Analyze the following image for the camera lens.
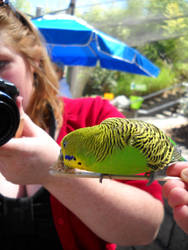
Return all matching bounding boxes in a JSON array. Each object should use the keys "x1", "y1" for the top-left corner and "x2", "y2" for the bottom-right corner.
[{"x1": 0, "y1": 91, "x2": 20, "y2": 146}]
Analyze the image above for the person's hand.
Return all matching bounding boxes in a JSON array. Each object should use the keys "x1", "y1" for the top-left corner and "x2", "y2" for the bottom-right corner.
[
  {"x1": 0, "y1": 97, "x2": 60, "y2": 185},
  {"x1": 163, "y1": 162, "x2": 188, "y2": 234}
]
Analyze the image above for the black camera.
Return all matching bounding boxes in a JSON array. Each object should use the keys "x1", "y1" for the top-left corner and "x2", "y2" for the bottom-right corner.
[{"x1": 0, "y1": 78, "x2": 20, "y2": 146}]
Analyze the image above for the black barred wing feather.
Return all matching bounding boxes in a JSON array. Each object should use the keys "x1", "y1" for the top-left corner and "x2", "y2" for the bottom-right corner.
[{"x1": 100, "y1": 118, "x2": 183, "y2": 170}]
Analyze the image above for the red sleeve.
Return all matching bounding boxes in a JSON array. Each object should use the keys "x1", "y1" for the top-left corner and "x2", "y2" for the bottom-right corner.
[
  {"x1": 65, "y1": 96, "x2": 124, "y2": 125},
  {"x1": 57, "y1": 96, "x2": 125, "y2": 143}
]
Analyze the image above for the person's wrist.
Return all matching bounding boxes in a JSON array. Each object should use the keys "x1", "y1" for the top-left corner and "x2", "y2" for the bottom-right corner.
[{"x1": 39, "y1": 143, "x2": 61, "y2": 186}]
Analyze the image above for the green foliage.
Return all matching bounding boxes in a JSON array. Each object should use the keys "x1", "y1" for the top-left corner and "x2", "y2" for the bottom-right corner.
[
  {"x1": 111, "y1": 73, "x2": 136, "y2": 97},
  {"x1": 83, "y1": 61, "x2": 176, "y2": 97},
  {"x1": 173, "y1": 62, "x2": 188, "y2": 82},
  {"x1": 140, "y1": 38, "x2": 183, "y2": 64},
  {"x1": 141, "y1": 66, "x2": 176, "y2": 93},
  {"x1": 81, "y1": 0, "x2": 188, "y2": 97},
  {"x1": 111, "y1": 62, "x2": 176, "y2": 97},
  {"x1": 83, "y1": 66, "x2": 117, "y2": 96}
]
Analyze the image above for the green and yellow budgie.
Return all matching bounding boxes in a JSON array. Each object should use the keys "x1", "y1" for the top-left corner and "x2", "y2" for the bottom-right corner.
[{"x1": 53, "y1": 117, "x2": 184, "y2": 181}]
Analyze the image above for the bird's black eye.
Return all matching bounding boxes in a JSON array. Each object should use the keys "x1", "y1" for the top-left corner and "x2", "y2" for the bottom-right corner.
[{"x1": 63, "y1": 140, "x2": 67, "y2": 148}]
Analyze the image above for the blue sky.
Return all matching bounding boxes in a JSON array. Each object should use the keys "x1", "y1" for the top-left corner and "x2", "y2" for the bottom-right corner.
[
  {"x1": 27, "y1": 0, "x2": 123, "y2": 15},
  {"x1": 28, "y1": 0, "x2": 69, "y2": 14}
]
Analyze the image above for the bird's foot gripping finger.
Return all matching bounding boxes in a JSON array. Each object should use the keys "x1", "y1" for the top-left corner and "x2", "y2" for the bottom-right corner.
[
  {"x1": 144, "y1": 171, "x2": 156, "y2": 186},
  {"x1": 50, "y1": 151, "x2": 76, "y2": 175},
  {"x1": 59, "y1": 163, "x2": 76, "y2": 173}
]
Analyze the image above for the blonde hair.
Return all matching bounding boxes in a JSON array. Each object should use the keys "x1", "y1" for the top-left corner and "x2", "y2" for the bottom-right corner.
[{"x1": 0, "y1": 6, "x2": 63, "y2": 131}]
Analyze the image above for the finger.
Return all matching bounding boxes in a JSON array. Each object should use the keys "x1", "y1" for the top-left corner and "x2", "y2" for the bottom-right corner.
[
  {"x1": 166, "y1": 162, "x2": 188, "y2": 176},
  {"x1": 21, "y1": 113, "x2": 38, "y2": 137},
  {"x1": 181, "y1": 168, "x2": 188, "y2": 183},
  {"x1": 16, "y1": 96, "x2": 24, "y2": 116},
  {"x1": 15, "y1": 96, "x2": 24, "y2": 138},
  {"x1": 15, "y1": 96, "x2": 37, "y2": 137},
  {"x1": 163, "y1": 180, "x2": 185, "y2": 198},
  {"x1": 15, "y1": 105, "x2": 44, "y2": 138},
  {"x1": 174, "y1": 205, "x2": 188, "y2": 234},
  {"x1": 168, "y1": 187, "x2": 188, "y2": 208}
]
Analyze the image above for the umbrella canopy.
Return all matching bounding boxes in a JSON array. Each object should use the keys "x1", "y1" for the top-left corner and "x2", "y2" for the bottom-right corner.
[{"x1": 32, "y1": 14, "x2": 160, "y2": 77}]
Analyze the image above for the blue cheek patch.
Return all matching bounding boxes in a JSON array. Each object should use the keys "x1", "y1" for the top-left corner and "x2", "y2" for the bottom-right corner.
[{"x1": 65, "y1": 155, "x2": 76, "y2": 161}]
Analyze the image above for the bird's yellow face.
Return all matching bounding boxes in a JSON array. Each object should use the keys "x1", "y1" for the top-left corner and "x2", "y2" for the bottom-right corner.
[
  {"x1": 60, "y1": 131, "x2": 88, "y2": 171},
  {"x1": 56, "y1": 125, "x2": 103, "y2": 173}
]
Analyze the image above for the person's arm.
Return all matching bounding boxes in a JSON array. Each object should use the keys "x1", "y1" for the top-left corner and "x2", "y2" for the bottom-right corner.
[
  {"x1": 46, "y1": 175, "x2": 163, "y2": 246},
  {"x1": 0, "y1": 106, "x2": 164, "y2": 246},
  {"x1": 163, "y1": 162, "x2": 188, "y2": 234}
]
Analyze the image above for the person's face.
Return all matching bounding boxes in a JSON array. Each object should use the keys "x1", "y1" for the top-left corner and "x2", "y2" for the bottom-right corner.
[{"x1": 0, "y1": 39, "x2": 34, "y2": 111}]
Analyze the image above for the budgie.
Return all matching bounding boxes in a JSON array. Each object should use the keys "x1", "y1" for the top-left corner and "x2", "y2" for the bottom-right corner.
[{"x1": 54, "y1": 117, "x2": 184, "y2": 181}]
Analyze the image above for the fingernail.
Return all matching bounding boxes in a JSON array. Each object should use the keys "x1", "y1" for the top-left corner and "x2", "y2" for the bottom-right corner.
[{"x1": 181, "y1": 168, "x2": 188, "y2": 182}]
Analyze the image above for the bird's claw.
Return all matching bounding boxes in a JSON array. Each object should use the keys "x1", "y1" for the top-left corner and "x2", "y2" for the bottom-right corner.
[
  {"x1": 144, "y1": 171, "x2": 156, "y2": 186},
  {"x1": 99, "y1": 174, "x2": 112, "y2": 183}
]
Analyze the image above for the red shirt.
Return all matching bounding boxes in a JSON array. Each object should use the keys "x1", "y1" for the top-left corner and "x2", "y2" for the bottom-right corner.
[{"x1": 50, "y1": 96, "x2": 162, "y2": 250}]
